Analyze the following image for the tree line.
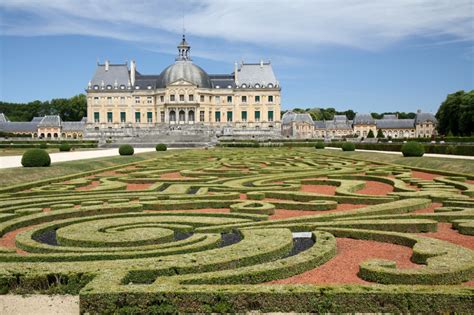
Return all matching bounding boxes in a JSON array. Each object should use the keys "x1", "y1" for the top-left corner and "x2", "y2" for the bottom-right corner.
[{"x1": 0, "y1": 94, "x2": 86, "y2": 122}]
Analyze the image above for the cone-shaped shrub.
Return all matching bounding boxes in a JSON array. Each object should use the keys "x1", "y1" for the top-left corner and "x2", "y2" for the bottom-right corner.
[{"x1": 21, "y1": 149, "x2": 51, "y2": 167}]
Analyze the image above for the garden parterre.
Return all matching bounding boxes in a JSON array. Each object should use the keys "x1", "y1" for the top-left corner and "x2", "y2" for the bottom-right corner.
[{"x1": 0, "y1": 148, "x2": 472, "y2": 313}]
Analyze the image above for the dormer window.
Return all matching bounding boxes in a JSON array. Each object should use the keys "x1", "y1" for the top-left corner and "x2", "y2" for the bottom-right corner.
[
  {"x1": 135, "y1": 86, "x2": 140, "y2": 89},
  {"x1": 106, "y1": 85, "x2": 112, "y2": 90},
  {"x1": 268, "y1": 83, "x2": 273, "y2": 88},
  {"x1": 120, "y1": 85, "x2": 125, "y2": 89},
  {"x1": 241, "y1": 84, "x2": 247, "y2": 88},
  {"x1": 254, "y1": 83, "x2": 260, "y2": 88},
  {"x1": 227, "y1": 85, "x2": 232, "y2": 89},
  {"x1": 147, "y1": 86, "x2": 152, "y2": 90},
  {"x1": 215, "y1": 85, "x2": 220, "y2": 89},
  {"x1": 93, "y1": 85, "x2": 99, "y2": 90}
]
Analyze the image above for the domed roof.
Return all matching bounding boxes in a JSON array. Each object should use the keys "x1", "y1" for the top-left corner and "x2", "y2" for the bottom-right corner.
[{"x1": 159, "y1": 60, "x2": 211, "y2": 88}]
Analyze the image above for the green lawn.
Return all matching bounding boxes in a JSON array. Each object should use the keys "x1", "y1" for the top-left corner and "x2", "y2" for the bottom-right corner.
[
  {"x1": 0, "y1": 151, "x2": 175, "y2": 188},
  {"x1": 319, "y1": 148, "x2": 474, "y2": 175}
]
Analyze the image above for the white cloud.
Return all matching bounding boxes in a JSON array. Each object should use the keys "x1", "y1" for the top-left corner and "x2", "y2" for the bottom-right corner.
[{"x1": 1, "y1": 0, "x2": 472, "y2": 60}]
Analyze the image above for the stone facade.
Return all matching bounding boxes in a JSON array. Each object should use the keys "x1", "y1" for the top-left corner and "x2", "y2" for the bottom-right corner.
[
  {"x1": 86, "y1": 36, "x2": 281, "y2": 139},
  {"x1": 282, "y1": 111, "x2": 437, "y2": 139}
]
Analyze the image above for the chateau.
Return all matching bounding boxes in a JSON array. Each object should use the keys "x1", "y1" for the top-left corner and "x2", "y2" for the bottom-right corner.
[
  {"x1": 282, "y1": 110, "x2": 437, "y2": 139},
  {"x1": 85, "y1": 35, "x2": 281, "y2": 139}
]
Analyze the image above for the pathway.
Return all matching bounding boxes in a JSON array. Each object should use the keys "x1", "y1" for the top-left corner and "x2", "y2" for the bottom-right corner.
[{"x1": 325, "y1": 147, "x2": 474, "y2": 160}]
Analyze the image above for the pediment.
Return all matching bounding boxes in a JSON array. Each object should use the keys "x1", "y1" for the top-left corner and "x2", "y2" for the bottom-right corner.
[{"x1": 167, "y1": 79, "x2": 196, "y2": 87}]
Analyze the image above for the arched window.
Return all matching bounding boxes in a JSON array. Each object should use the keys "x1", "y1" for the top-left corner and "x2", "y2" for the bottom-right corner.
[
  {"x1": 254, "y1": 83, "x2": 260, "y2": 88},
  {"x1": 106, "y1": 85, "x2": 112, "y2": 90},
  {"x1": 179, "y1": 110, "x2": 185, "y2": 122},
  {"x1": 169, "y1": 110, "x2": 176, "y2": 122},
  {"x1": 241, "y1": 84, "x2": 247, "y2": 88},
  {"x1": 188, "y1": 110, "x2": 195, "y2": 122},
  {"x1": 93, "y1": 85, "x2": 99, "y2": 90},
  {"x1": 47, "y1": 133, "x2": 52, "y2": 138},
  {"x1": 53, "y1": 133, "x2": 58, "y2": 138}
]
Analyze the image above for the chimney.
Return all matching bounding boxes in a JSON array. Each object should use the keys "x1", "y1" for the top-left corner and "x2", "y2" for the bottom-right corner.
[
  {"x1": 105, "y1": 59, "x2": 109, "y2": 71},
  {"x1": 260, "y1": 59, "x2": 263, "y2": 68},
  {"x1": 130, "y1": 60, "x2": 136, "y2": 86},
  {"x1": 234, "y1": 61, "x2": 239, "y2": 85},
  {"x1": 417, "y1": 109, "x2": 421, "y2": 114}
]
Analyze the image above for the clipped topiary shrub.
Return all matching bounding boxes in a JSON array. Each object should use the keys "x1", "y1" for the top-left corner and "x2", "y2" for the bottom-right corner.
[
  {"x1": 156, "y1": 143, "x2": 167, "y2": 151},
  {"x1": 59, "y1": 143, "x2": 71, "y2": 152},
  {"x1": 119, "y1": 144, "x2": 134, "y2": 156},
  {"x1": 315, "y1": 141, "x2": 325, "y2": 149},
  {"x1": 39, "y1": 143, "x2": 47, "y2": 149},
  {"x1": 21, "y1": 149, "x2": 51, "y2": 167},
  {"x1": 342, "y1": 142, "x2": 356, "y2": 151},
  {"x1": 401, "y1": 142, "x2": 424, "y2": 157}
]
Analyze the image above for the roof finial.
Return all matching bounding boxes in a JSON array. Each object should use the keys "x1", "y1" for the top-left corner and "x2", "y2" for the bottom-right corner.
[{"x1": 176, "y1": 34, "x2": 191, "y2": 61}]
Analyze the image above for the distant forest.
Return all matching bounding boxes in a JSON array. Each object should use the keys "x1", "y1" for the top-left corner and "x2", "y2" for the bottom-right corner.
[
  {"x1": 1, "y1": 90, "x2": 472, "y2": 136},
  {"x1": 0, "y1": 94, "x2": 86, "y2": 122}
]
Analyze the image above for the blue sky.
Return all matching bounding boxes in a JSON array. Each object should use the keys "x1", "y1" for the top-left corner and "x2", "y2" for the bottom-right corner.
[{"x1": 0, "y1": 0, "x2": 473, "y2": 113}]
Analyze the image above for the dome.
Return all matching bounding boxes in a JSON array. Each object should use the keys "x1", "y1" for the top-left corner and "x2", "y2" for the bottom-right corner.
[{"x1": 159, "y1": 60, "x2": 212, "y2": 88}]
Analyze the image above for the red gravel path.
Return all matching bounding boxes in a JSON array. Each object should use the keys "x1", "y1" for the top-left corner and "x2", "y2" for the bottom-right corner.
[
  {"x1": 160, "y1": 172, "x2": 192, "y2": 179},
  {"x1": 268, "y1": 238, "x2": 421, "y2": 285},
  {"x1": 412, "y1": 171, "x2": 440, "y2": 180},
  {"x1": 300, "y1": 184, "x2": 336, "y2": 195},
  {"x1": 418, "y1": 223, "x2": 474, "y2": 250},
  {"x1": 269, "y1": 204, "x2": 368, "y2": 220},
  {"x1": 355, "y1": 181, "x2": 393, "y2": 195},
  {"x1": 239, "y1": 194, "x2": 247, "y2": 200},
  {"x1": 126, "y1": 183, "x2": 153, "y2": 191},
  {"x1": 144, "y1": 208, "x2": 230, "y2": 214},
  {"x1": 76, "y1": 180, "x2": 100, "y2": 191},
  {"x1": 0, "y1": 225, "x2": 37, "y2": 255}
]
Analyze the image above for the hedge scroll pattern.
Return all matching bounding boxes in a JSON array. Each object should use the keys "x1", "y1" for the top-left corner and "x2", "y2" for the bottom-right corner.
[{"x1": 0, "y1": 148, "x2": 472, "y2": 313}]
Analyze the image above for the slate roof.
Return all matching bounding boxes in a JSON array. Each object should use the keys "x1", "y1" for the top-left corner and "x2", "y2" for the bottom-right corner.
[
  {"x1": 314, "y1": 120, "x2": 326, "y2": 129},
  {"x1": 89, "y1": 63, "x2": 130, "y2": 89},
  {"x1": 236, "y1": 62, "x2": 278, "y2": 88},
  {"x1": 325, "y1": 120, "x2": 352, "y2": 130},
  {"x1": 62, "y1": 121, "x2": 86, "y2": 131},
  {"x1": 282, "y1": 111, "x2": 313, "y2": 125},
  {"x1": 0, "y1": 122, "x2": 38, "y2": 133},
  {"x1": 354, "y1": 113, "x2": 375, "y2": 125},
  {"x1": 38, "y1": 115, "x2": 62, "y2": 127},
  {"x1": 209, "y1": 75, "x2": 236, "y2": 89},
  {"x1": 382, "y1": 114, "x2": 397, "y2": 120},
  {"x1": 376, "y1": 119, "x2": 415, "y2": 129},
  {"x1": 415, "y1": 112, "x2": 437, "y2": 124}
]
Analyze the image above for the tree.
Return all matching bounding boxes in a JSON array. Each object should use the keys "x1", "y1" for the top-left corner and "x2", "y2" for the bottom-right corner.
[
  {"x1": 436, "y1": 90, "x2": 474, "y2": 136},
  {"x1": 367, "y1": 130, "x2": 375, "y2": 138},
  {"x1": 376, "y1": 129, "x2": 385, "y2": 138}
]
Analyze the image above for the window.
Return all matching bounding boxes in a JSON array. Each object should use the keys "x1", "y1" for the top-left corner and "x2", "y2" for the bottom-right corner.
[
  {"x1": 170, "y1": 95, "x2": 175, "y2": 102},
  {"x1": 255, "y1": 110, "x2": 260, "y2": 122},
  {"x1": 241, "y1": 84, "x2": 247, "y2": 88},
  {"x1": 268, "y1": 83, "x2": 274, "y2": 88},
  {"x1": 94, "y1": 97, "x2": 99, "y2": 105},
  {"x1": 215, "y1": 96, "x2": 221, "y2": 104},
  {"x1": 189, "y1": 94, "x2": 194, "y2": 102},
  {"x1": 215, "y1": 111, "x2": 221, "y2": 122},
  {"x1": 147, "y1": 96, "x2": 153, "y2": 104},
  {"x1": 227, "y1": 96, "x2": 232, "y2": 103},
  {"x1": 241, "y1": 111, "x2": 247, "y2": 122},
  {"x1": 160, "y1": 111, "x2": 165, "y2": 122},
  {"x1": 160, "y1": 95, "x2": 164, "y2": 102},
  {"x1": 147, "y1": 85, "x2": 152, "y2": 90},
  {"x1": 107, "y1": 97, "x2": 112, "y2": 105},
  {"x1": 120, "y1": 112, "x2": 126, "y2": 123},
  {"x1": 147, "y1": 112, "x2": 153, "y2": 123},
  {"x1": 94, "y1": 112, "x2": 100, "y2": 123},
  {"x1": 242, "y1": 95, "x2": 247, "y2": 103},
  {"x1": 135, "y1": 112, "x2": 141, "y2": 123},
  {"x1": 93, "y1": 85, "x2": 99, "y2": 90},
  {"x1": 120, "y1": 85, "x2": 126, "y2": 90},
  {"x1": 255, "y1": 83, "x2": 260, "y2": 88},
  {"x1": 107, "y1": 112, "x2": 113, "y2": 123},
  {"x1": 200, "y1": 111, "x2": 205, "y2": 122},
  {"x1": 135, "y1": 96, "x2": 140, "y2": 104},
  {"x1": 179, "y1": 94, "x2": 185, "y2": 102},
  {"x1": 268, "y1": 110, "x2": 274, "y2": 122},
  {"x1": 200, "y1": 95, "x2": 205, "y2": 102},
  {"x1": 227, "y1": 111, "x2": 233, "y2": 122},
  {"x1": 135, "y1": 86, "x2": 140, "y2": 89},
  {"x1": 106, "y1": 85, "x2": 112, "y2": 90},
  {"x1": 255, "y1": 95, "x2": 260, "y2": 103},
  {"x1": 120, "y1": 96, "x2": 125, "y2": 105},
  {"x1": 268, "y1": 95, "x2": 274, "y2": 103}
]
